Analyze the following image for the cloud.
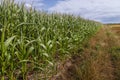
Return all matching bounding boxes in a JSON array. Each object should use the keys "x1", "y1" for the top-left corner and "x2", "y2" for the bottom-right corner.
[
  {"x1": 15, "y1": 0, "x2": 45, "y2": 10},
  {"x1": 49, "y1": 0, "x2": 120, "y2": 23}
]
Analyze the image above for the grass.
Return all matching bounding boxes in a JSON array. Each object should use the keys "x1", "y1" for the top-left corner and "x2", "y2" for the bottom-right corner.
[
  {"x1": 107, "y1": 24, "x2": 120, "y2": 35},
  {"x1": 0, "y1": 0, "x2": 102, "y2": 80},
  {"x1": 107, "y1": 24, "x2": 120, "y2": 80}
]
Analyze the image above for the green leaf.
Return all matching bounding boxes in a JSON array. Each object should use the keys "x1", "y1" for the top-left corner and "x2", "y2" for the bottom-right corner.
[
  {"x1": 15, "y1": 51, "x2": 21, "y2": 60},
  {"x1": 40, "y1": 43, "x2": 47, "y2": 50},
  {"x1": 5, "y1": 36, "x2": 16, "y2": 48},
  {"x1": 46, "y1": 60, "x2": 53, "y2": 66},
  {"x1": 25, "y1": 40, "x2": 36, "y2": 47},
  {"x1": 47, "y1": 40, "x2": 52, "y2": 46},
  {"x1": 28, "y1": 46, "x2": 34, "y2": 54},
  {"x1": 42, "y1": 53, "x2": 49, "y2": 57},
  {"x1": 19, "y1": 60, "x2": 30, "y2": 63}
]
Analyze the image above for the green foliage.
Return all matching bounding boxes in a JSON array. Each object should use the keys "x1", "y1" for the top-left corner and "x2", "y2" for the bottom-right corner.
[{"x1": 0, "y1": 0, "x2": 102, "y2": 79}]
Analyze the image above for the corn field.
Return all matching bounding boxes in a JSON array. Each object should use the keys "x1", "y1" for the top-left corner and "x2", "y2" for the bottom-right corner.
[{"x1": 0, "y1": 0, "x2": 102, "y2": 80}]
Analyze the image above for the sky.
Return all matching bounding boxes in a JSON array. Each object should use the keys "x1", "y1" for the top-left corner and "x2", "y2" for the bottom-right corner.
[{"x1": 14, "y1": 0, "x2": 120, "y2": 23}]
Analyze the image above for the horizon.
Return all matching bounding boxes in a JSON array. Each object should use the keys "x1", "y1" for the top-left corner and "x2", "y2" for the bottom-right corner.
[{"x1": 11, "y1": 0, "x2": 120, "y2": 23}]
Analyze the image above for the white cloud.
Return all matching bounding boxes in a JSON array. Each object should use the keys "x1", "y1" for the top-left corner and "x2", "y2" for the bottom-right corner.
[
  {"x1": 15, "y1": 0, "x2": 44, "y2": 10},
  {"x1": 25, "y1": 3, "x2": 32, "y2": 9},
  {"x1": 49, "y1": 0, "x2": 120, "y2": 23}
]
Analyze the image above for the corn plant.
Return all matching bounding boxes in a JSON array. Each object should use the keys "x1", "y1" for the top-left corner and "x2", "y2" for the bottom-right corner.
[{"x1": 0, "y1": 0, "x2": 102, "y2": 79}]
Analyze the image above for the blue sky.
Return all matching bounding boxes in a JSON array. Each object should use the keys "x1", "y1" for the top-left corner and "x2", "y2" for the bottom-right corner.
[{"x1": 15, "y1": 0, "x2": 120, "y2": 23}]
